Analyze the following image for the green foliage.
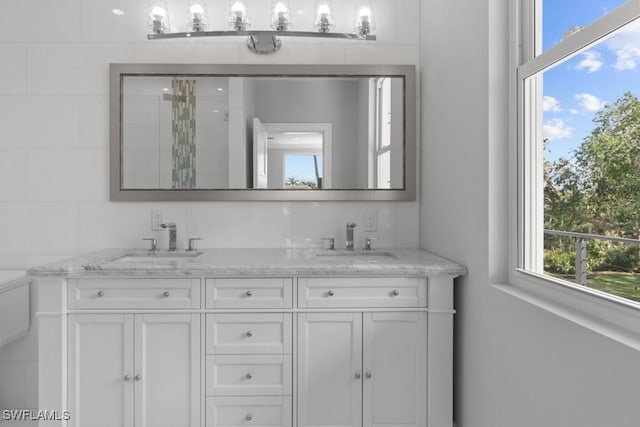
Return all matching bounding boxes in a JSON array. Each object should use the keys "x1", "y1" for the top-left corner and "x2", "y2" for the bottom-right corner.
[{"x1": 544, "y1": 92, "x2": 640, "y2": 274}]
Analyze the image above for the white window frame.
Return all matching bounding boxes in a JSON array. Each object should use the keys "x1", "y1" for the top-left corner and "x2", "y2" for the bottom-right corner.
[{"x1": 508, "y1": 0, "x2": 640, "y2": 349}]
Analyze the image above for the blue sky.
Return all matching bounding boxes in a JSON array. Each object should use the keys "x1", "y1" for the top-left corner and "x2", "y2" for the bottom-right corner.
[
  {"x1": 542, "y1": 0, "x2": 640, "y2": 161},
  {"x1": 285, "y1": 154, "x2": 323, "y2": 184}
]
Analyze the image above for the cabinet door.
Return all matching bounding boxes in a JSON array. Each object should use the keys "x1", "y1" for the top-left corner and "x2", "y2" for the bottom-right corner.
[
  {"x1": 362, "y1": 312, "x2": 427, "y2": 427},
  {"x1": 68, "y1": 314, "x2": 134, "y2": 427},
  {"x1": 298, "y1": 313, "x2": 362, "y2": 427},
  {"x1": 135, "y1": 313, "x2": 200, "y2": 427}
]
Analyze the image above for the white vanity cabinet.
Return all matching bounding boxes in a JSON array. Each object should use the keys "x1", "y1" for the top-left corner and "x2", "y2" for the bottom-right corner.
[
  {"x1": 66, "y1": 279, "x2": 201, "y2": 427},
  {"x1": 35, "y1": 251, "x2": 459, "y2": 427},
  {"x1": 297, "y1": 278, "x2": 428, "y2": 427}
]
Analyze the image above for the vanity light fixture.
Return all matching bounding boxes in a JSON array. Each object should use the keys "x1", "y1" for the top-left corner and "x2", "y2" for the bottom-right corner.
[{"x1": 147, "y1": 0, "x2": 376, "y2": 55}]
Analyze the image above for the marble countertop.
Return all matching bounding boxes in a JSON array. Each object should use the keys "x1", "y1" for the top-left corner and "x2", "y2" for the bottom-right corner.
[
  {"x1": 0, "y1": 270, "x2": 30, "y2": 291},
  {"x1": 27, "y1": 248, "x2": 467, "y2": 278}
]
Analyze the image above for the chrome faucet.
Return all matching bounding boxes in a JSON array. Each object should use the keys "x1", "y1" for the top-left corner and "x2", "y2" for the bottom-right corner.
[
  {"x1": 346, "y1": 223, "x2": 357, "y2": 250},
  {"x1": 160, "y1": 223, "x2": 177, "y2": 251}
]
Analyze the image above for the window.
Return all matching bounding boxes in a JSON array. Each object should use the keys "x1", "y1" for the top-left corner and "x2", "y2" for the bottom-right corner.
[
  {"x1": 519, "y1": 0, "x2": 640, "y2": 304},
  {"x1": 284, "y1": 154, "x2": 323, "y2": 189}
]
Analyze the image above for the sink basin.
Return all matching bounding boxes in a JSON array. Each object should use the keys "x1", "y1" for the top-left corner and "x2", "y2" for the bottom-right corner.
[
  {"x1": 114, "y1": 251, "x2": 203, "y2": 262},
  {"x1": 315, "y1": 250, "x2": 397, "y2": 259}
]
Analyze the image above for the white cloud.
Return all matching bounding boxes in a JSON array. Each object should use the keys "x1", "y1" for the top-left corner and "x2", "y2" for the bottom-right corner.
[
  {"x1": 543, "y1": 118, "x2": 574, "y2": 141},
  {"x1": 570, "y1": 109, "x2": 579, "y2": 115},
  {"x1": 575, "y1": 93, "x2": 606, "y2": 112},
  {"x1": 574, "y1": 51, "x2": 603, "y2": 73},
  {"x1": 606, "y1": 19, "x2": 640, "y2": 70},
  {"x1": 543, "y1": 96, "x2": 562, "y2": 112}
]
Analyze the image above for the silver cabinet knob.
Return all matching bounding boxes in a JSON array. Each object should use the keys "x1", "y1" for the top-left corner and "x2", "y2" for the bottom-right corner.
[
  {"x1": 163, "y1": 291, "x2": 171, "y2": 298},
  {"x1": 354, "y1": 372, "x2": 361, "y2": 380},
  {"x1": 392, "y1": 289, "x2": 399, "y2": 297},
  {"x1": 134, "y1": 374, "x2": 142, "y2": 381},
  {"x1": 97, "y1": 291, "x2": 105, "y2": 297},
  {"x1": 246, "y1": 290, "x2": 253, "y2": 297},
  {"x1": 365, "y1": 372, "x2": 372, "y2": 379},
  {"x1": 124, "y1": 374, "x2": 131, "y2": 381},
  {"x1": 246, "y1": 331, "x2": 253, "y2": 338},
  {"x1": 245, "y1": 373, "x2": 253, "y2": 380},
  {"x1": 327, "y1": 290, "x2": 335, "y2": 297},
  {"x1": 245, "y1": 413, "x2": 253, "y2": 421}
]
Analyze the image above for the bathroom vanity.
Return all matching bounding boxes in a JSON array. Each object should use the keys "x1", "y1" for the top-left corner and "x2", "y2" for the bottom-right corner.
[{"x1": 29, "y1": 248, "x2": 465, "y2": 427}]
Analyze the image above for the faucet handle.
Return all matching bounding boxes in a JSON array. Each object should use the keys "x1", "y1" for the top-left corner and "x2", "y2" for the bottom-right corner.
[
  {"x1": 346, "y1": 222, "x2": 357, "y2": 229},
  {"x1": 187, "y1": 238, "x2": 202, "y2": 252},
  {"x1": 364, "y1": 237, "x2": 380, "y2": 250},
  {"x1": 321, "y1": 237, "x2": 335, "y2": 250},
  {"x1": 142, "y1": 238, "x2": 157, "y2": 251}
]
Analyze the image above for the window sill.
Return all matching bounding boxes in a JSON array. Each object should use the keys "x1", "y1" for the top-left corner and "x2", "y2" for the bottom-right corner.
[{"x1": 493, "y1": 270, "x2": 640, "y2": 351}]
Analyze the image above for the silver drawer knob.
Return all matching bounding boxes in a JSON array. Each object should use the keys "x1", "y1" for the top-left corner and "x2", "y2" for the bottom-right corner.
[
  {"x1": 327, "y1": 290, "x2": 335, "y2": 297},
  {"x1": 246, "y1": 413, "x2": 253, "y2": 421},
  {"x1": 392, "y1": 289, "x2": 399, "y2": 297},
  {"x1": 245, "y1": 373, "x2": 253, "y2": 380},
  {"x1": 124, "y1": 374, "x2": 131, "y2": 381},
  {"x1": 246, "y1": 331, "x2": 253, "y2": 338},
  {"x1": 163, "y1": 291, "x2": 171, "y2": 298},
  {"x1": 246, "y1": 290, "x2": 253, "y2": 297},
  {"x1": 365, "y1": 371, "x2": 372, "y2": 379},
  {"x1": 97, "y1": 291, "x2": 104, "y2": 297},
  {"x1": 134, "y1": 374, "x2": 142, "y2": 381},
  {"x1": 354, "y1": 372, "x2": 361, "y2": 380}
]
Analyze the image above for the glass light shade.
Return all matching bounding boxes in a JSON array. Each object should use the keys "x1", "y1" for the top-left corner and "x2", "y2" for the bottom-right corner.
[
  {"x1": 355, "y1": 1, "x2": 376, "y2": 35},
  {"x1": 229, "y1": 1, "x2": 250, "y2": 30},
  {"x1": 314, "y1": 1, "x2": 335, "y2": 33},
  {"x1": 187, "y1": 0, "x2": 208, "y2": 32},
  {"x1": 148, "y1": 1, "x2": 171, "y2": 34},
  {"x1": 271, "y1": 1, "x2": 292, "y2": 31}
]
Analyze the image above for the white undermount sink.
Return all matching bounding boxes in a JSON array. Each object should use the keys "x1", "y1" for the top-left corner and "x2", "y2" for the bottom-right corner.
[
  {"x1": 315, "y1": 250, "x2": 397, "y2": 259},
  {"x1": 114, "y1": 251, "x2": 203, "y2": 262}
]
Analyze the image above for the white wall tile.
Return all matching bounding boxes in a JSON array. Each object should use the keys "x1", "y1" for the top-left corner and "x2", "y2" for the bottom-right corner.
[
  {"x1": 133, "y1": 41, "x2": 242, "y2": 63},
  {"x1": 0, "y1": 151, "x2": 28, "y2": 201},
  {"x1": 27, "y1": 0, "x2": 82, "y2": 42},
  {"x1": 80, "y1": 96, "x2": 109, "y2": 148},
  {"x1": 0, "y1": 204, "x2": 31, "y2": 255},
  {"x1": 397, "y1": 0, "x2": 420, "y2": 44},
  {"x1": 0, "y1": 45, "x2": 27, "y2": 95},
  {"x1": 24, "y1": 203, "x2": 79, "y2": 255},
  {"x1": 27, "y1": 149, "x2": 106, "y2": 202},
  {"x1": 28, "y1": 44, "x2": 134, "y2": 96},
  {"x1": 81, "y1": 0, "x2": 148, "y2": 42},
  {"x1": 0, "y1": 97, "x2": 80, "y2": 149},
  {"x1": 186, "y1": 203, "x2": 293, "y2": 248}
]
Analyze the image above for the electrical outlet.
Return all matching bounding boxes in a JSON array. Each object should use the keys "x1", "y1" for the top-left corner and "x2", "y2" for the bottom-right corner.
[
  {"x1": 364, "y1": 211, "x2": 377, "y2": 232},
  {"x1": 151, "y1": 210, "x2": 163, "y2": 231}
]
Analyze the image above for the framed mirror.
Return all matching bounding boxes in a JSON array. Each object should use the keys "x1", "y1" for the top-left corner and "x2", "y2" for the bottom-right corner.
[{"x1": 110, "y1": 64, "x2": 415, "y2": 201}]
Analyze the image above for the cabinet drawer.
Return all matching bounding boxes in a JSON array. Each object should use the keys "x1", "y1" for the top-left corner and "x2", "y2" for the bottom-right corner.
[
  {"x1": 206, "y1": 278, "x2": 293, "y2": 309},
  {"x1": 206, "y1": 314, "x2": 292, "y2": 355},
  {"x1": 206, "y1": 396, "x2": 291, "y2": 427},
  {"x1": 68, "y1": 278, "x2": 200, "y2": 309},
  {"x1": 206, "y1": 355, "x2": 292, "y2": 396},
  {"x1": 298, "y1": 277, "x2": 427, "y2": 308}
]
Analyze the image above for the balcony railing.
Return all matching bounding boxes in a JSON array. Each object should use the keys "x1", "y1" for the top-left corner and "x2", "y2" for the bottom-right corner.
[{"x1": 544, "y1": 229, "x2": 640, "y2": 285}]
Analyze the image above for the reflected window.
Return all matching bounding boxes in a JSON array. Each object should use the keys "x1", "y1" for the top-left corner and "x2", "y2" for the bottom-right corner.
[{"x1": 284, "y1": 154, "x2": 323, "y2": 189}]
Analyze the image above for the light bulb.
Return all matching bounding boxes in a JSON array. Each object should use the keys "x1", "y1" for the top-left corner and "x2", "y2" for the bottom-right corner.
[
  {"x1": 355, "y1": 3, "x2": 375, "y2": 36},
  {"x1": 148, "y1": 1, "x2": 170, "y2": 34},
  {"x1": 229, "y1": 1, "x2": 249, "y2": 30},
  {"x1": 187, "y1": 1, "x2": 208, "y2": 32},
  {"x1": 314, "y1": 1, "x2": 334, "y2": 33},
  {"x1": 271, "y1": 1, "x2": 291, "y2": 31}
]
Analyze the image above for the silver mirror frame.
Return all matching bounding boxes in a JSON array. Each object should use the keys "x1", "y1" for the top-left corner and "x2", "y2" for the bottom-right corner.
[{"x1": 110, "y1": 63, "x2": 416, "y2": 201}]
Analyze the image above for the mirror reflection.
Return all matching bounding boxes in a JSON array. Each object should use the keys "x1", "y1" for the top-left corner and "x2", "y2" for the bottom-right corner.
[{"x1": 121, "y1": 75, "x2": 405, "y2": 191}]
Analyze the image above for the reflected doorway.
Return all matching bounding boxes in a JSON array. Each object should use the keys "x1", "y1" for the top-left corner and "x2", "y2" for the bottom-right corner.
[{"x1": 262, "y1": 123, "x2": 332, "y2": 190}]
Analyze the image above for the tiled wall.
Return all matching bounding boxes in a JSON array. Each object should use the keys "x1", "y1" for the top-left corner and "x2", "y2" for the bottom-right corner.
[
  {"x1": 0, "y1": 0, "x2": 420, "y2": 413},
  {"x1": 0, "y1": 0, "x2": 421, "y2": 269}
]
